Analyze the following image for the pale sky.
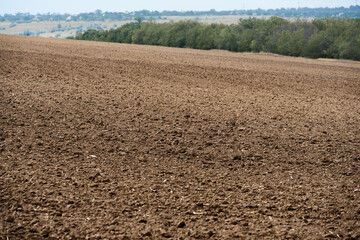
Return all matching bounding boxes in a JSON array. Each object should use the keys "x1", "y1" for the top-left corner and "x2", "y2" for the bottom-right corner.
[{"x1": 0, "y1": 0, "x2": 356, "y2": 15}]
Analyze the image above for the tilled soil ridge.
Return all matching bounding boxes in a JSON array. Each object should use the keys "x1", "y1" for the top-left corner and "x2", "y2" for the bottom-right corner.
[{"x1": 0, "y1": 35, "x2": 360, "y2": 239}]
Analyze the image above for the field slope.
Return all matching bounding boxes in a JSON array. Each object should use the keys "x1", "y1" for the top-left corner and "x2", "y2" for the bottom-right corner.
[{"x1": 1, "y1": 35, "x2": 359, "y2": 239}]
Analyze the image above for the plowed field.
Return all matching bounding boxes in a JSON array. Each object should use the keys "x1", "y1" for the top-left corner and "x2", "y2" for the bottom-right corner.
[{"x1": 1, "y1": 35, "x2": 360, "y2": 239}]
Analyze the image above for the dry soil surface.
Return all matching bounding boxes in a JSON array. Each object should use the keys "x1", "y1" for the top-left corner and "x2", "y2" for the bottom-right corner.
[{"x1": 0, "y1": 35, "x2": 360, "y2": 239}]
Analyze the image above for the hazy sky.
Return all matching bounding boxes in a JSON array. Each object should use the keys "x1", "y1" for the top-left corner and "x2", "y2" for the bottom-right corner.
[{"x1": 1, "y1": 0, "x2": 357, "y2": 15}]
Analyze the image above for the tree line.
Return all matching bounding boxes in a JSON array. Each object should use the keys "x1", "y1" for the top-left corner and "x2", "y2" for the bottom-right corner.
[
  {"x1": 2, "y1": 6, "x2": 360, "y2": 23},
  {"x1": 68, "y1": 17, "x2": 360, "y2": 60}
]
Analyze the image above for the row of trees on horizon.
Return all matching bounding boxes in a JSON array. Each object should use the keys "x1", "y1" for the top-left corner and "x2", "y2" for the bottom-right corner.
[
  {"x1": 68, "y1": 17, "x2": 360, "y2": 60},
  {"x1": 2, "y1": 5, "x2": 360, "y2": 23}
]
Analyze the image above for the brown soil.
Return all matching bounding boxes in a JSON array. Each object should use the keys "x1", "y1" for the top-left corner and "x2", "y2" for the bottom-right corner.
[{"x1": 1, "y1": 35, "x2": 359, "y2": 239}]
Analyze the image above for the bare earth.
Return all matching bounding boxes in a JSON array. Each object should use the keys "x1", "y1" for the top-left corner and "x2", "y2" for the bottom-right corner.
[{"x1": 0, "y1": 35, "x2": 359, "y2": 239}]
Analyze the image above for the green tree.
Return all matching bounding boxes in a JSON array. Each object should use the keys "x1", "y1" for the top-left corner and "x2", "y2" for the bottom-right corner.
[
  {"x1": 71, "y1": 17, "x2": 360, "y2": 61},
  {"x1": 185, "y1": 24, "x2": 202, "y2": 48},
  {"x1": 338, "y1": 19, "x2": 360, "y2": 60},
  {"x1": 302, "y1": 31, "x2": 328, "y2": 58},
  {"x1": 215, "y1": 26, "x2": 239, "y2": 51},
  {"x1": 135, "y1": 17, "x2": 143, "y2": 24},
  {"x1": 278, "y1": 29, "x2": 306, "y2": 56},
  {"x1": 166, "y1": 20, "x2": 199, "y2": 48}
]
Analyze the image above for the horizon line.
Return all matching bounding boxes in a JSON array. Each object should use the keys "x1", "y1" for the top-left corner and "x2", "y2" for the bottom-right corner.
[{"x1": 1, "y1": 5, "x2": 358, "y2": 16}]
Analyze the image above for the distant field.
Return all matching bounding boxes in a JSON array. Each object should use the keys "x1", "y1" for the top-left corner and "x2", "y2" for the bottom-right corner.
[
  {"x1": 0, "y1": 15, "x2": 272, "y2": 38},
  {"x1": 0, "y1": 20, "x2": 132, "y2": 38},
  {"x1": 157, "y1": 15, "x2": 272, "y2": 24}
]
